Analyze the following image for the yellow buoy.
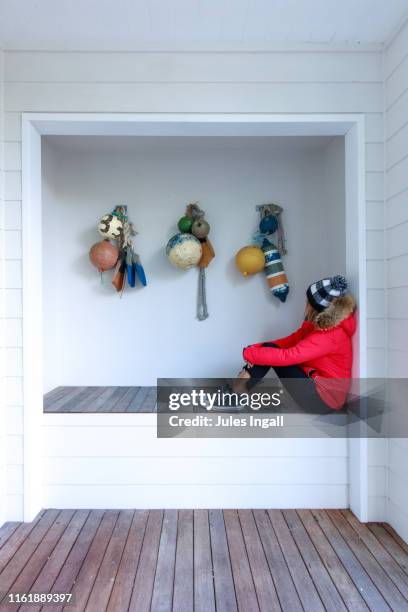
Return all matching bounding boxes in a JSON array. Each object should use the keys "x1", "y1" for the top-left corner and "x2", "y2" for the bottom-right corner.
[{"x1": 235, "y1": 245, "x2": 265, "y2": 276}]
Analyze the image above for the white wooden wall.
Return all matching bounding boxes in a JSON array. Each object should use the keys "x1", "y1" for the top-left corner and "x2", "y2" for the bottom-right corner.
[
  {"x1": 384, "y1": 19, "x2": 408, "y2": 543},
  {"x1": 0, "y1": 50, "x2": 6, "y2": 527},
  {"x1": 2, "y1": 50, "x2": 386, "y2": 521}
]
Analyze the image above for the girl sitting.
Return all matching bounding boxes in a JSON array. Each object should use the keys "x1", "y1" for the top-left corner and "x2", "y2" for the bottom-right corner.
[{"x1": 237, "y1": 275, "x2": 356, "y2": 412}]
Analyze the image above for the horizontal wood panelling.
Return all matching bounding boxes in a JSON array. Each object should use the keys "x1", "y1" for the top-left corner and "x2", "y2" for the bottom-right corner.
[
  {"x1": 367, "y1": 201, "x2": 385, "y2": 230},
  {"x1": 366, "y1": 142, "x2": 384, "y2": 171},
  {"x1": 4, "y1": 51, "x2": 383, "y2": 83},
  {"x1": 387, "y1": 253, "x2": 408, "y2": 287},
  {"x1": 366, "y1": 229, "x2": 384, "y2": 260},
  {"x1": 367, "y1": 319, "x2": 386, "y2": 348},
  {"x1": 42, "y1": 424, "x2": 347, "y2": 457},
  {"x1": 365, "y1": 113, "x2": 384, "y2": 143},
  {"x1": 367, "y1": 260, "x2": 385, "y2": 289},
  {"x1": 43, "y1": 456, "x2": 348, "y2": 486},
  {"x1": 42, "y1": 485, "x2": 348, "y2": 509},
  {"x1": 386, "y1": 53, "x2": 408, "y2": 108},
  {"x1": 386, "y1": 155, "x2": 408, "y2": 198},
  {"x1": 386, "y1": 120, "x2": 408, "y2": 168},
  {"x1": 387, "y1": 222, "x2": 408, "y2": 259},
  {"x1": 367, "y1": 289, "x2": 386, "y2": 318},
  {"x1": 5, "y1": 435, "x2": 23, "y2": 466},
  {"x1": 4, "y1": 82, "x2": 383, "y2": 113},
  {"x1": 388, "y1": 319, "x2": 408, "y2": 350},
  {"x1": 385, "y1": 19, "x2": 408, "y2": 78},
  {"x1": 389, "y1": 442, "x2": 408, "y2": 483},
  {"x1": 3, "y1": 112, "x2": 21, "y2": 142},
  {"x1": 388, "y1": 500, "x2": 408, "y2": 544},
  {"x1": 366, "y1": 171, "x2": 384, "y2": 200},
  {"x1": 385, "y1": 6, "x2": 408, "y2": 548},
  {"x1": 367, "y1": 348, "x2": 386, "y2": 377},
  {"x1": 385, "y1": 89, "x2": 408, "y2": 139},
  {"x1": 387, "y1": 349, "x2": 408, "y2": 377},
  {"x1": 367, "y1": 466, "x2": 386, "y2": 496},
  {"x1": 388, "y1": 471, "x2": 408, "y2": 518},
  {"x1": 387, "y1": 286, "x2": 408, "y2": 318},
  {"x1": 366, "y1": 496, "x2": 387, "y2": 521},
  {"x1": 368, "y1": 439, "x2": 388, "y2": 465},
  {"x1": 386, "y1": 190, "x2": 408, "y2": 228}
]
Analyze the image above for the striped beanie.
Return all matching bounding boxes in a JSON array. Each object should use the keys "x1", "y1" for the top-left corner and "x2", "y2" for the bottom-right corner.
[{"x1": 306, "y1": 275, "x2": 348, "y2": 312}]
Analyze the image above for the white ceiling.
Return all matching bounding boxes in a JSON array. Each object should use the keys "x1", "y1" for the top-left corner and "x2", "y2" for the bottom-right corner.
[{"x1": 0, "y1": 0, "x2": 407, "y2": 51}]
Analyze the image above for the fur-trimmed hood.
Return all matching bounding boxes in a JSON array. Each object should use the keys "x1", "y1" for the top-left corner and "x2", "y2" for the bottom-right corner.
[{"x1": 314, "y1": 294, "x2": 356, "y2": 332}]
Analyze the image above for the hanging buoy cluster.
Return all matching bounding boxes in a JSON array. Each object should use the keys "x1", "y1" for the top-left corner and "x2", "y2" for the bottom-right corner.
[
  {"x1": 235, "y1": 203, "x2": 289, "y2": 303},
  {"x1": 166, "y1": 202, "x2": 215, "y2": 320},
  {"x1": 89, "y1": 204, "x2": 147, "y2": 294}
]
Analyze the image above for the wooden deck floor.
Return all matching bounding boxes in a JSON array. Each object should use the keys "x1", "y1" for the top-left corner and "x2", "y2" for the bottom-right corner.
[
  {"x1": 0, "y1": 510, "x2": 407, "y2": 611},
  {"x1": 44, "y1": 387, "x2": 157, "y2": 413}
]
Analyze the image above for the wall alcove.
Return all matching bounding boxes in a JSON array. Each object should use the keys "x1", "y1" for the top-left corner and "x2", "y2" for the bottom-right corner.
[{"x1": 42, "y1": 133, "x2": 346, "y2": 401}]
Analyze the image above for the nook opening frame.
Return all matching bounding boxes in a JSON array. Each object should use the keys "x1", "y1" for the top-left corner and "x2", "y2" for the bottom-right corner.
[{"x1": 22, "y1": 112, "x2": 367, "y2": 522}]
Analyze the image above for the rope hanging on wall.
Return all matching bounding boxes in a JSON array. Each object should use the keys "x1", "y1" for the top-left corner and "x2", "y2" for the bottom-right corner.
[{"x1": 166, "y1": 202, "x2": 214, "y2": 320}]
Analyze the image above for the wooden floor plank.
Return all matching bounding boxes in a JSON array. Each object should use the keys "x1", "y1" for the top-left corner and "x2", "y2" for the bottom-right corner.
[
  {"x1": 209, "y1": 509, "x2": 238, "y2": 612},
  {"x1": 45, "y1": 511, "x2": 105, "y2": 612},
  {"x1": 0, "y1": 509, "x2": 61, "y2": 602},
  {"x1": 43, "y1": 387, "x2": 72, "y2": 407},
  {"x1": 238, "y1": 510, "x2": 280, "y2": 612},
  {"x1": 328, "y1": 510, "x2": 408, "y2": 610},
  {"x1": 3, "y1": 510, "x2": 75, "y2": 603},
  {"x1": 44, "y1": 386, "x2": 159, "y2": 412},
  {"x1": 151, "y1": 510, "x2": 178, "y2": 612},
  {"x1": 106, "y1": 510, "x2": 148, "y2": 612},
  {"x1": 0, "y1": 512, "x2": 46, "y2": 573},
  {"x1": 253, "y1": 510, "x2": 302, "y2": 612},
  {"x1": 297, "y1": 510, "x2": 369, "y2": 612},
  {"x1": 312, "y1": 510, "x2": 391, "y2": 612},
  {"x1": 45, "y1": 387, "x2": 87, "y2": 412},
  {"x1": 70, "y1": 386, "x2": 109, "y2": 413},
  {"x1": 111, "y1": 386, "x2": 141, "y2": 413},
  {"x1": 368, "y1": 523, "x2": 408, "y2": 575},
  {"x1": 267, "y1": 510, "x2": 325, "y2": 612},
  {"x1": 0, "y1": 508, "x2": 407, "y2": 612},
  {"x1": 44, "y1": 386, "x2": 66, "y2": 401},
  {"x1": 173, "y1": 510, "x2": 194, "y2": 612},
  {"x1": 0, "y1": 523, "x2": 19, "y2": 551},
  {"x1": 341, "y1": 509, "x2": 408, "y2": 600},
  {"x1": 126, "y1": 386, "x2": 150, "y2": 413},
  {"x1": 194, "y1": 510, "x2": 216, "y2": 612},
  {"x1": 62, "y1": 510, "x2": 119, "y2": 612},
  {"x1": 85, "y1": 510, "x2": 134, "y2": 611},
  {"x1": 95, "y1": 387, "x2": 128, "y2": 413},
  {"x1": 128, "y1": 510, "x2": 163, "y2": 612},
  {"x1": 107, "y1": 387, "x2": 134, "y2": 413},
  {"x1": 18, "y1": 510, "x2": 90, "y2": 612},
  {"x1": 82, "y1": 387, "x2": 118, "y2": 413},
  {"x1": 224, "y1": 509, "x2": 259, "y2": 612},
  {"x1": 283, "y1": 510, "x2": 347, "y2": 611},
  {"x1": 139, "y1": 386, "x2": 157, "y2": 412}
]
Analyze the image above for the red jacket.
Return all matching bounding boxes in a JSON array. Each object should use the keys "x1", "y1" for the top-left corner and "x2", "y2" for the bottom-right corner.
[{"x1": 243, "y1": 311, "x2": 356, "y2": 409}]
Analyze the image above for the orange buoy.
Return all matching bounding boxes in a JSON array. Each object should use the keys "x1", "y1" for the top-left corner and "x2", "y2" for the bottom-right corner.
[{"x1": 89, "y1": 240, "x2": 119, "y2": 272}]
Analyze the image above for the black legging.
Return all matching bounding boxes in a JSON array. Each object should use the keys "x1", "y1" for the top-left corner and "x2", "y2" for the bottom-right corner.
[{"x1": 244, "y1": 342, "x2": 330, "y2": 414}]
